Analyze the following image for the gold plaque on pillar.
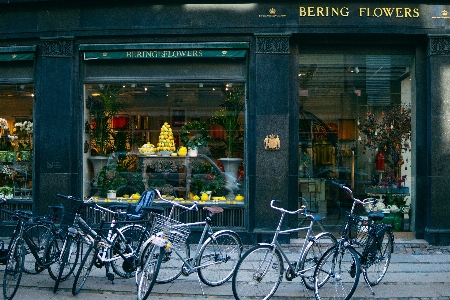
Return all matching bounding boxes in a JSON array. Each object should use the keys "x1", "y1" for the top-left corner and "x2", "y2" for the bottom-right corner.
[{"x1": 264, "y1": 134, "x2": 280, "y2": 150}]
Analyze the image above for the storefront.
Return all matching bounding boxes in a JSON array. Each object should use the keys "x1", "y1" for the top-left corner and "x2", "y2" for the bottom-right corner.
[{"x1": 0, "y1": 1, "x2": 449, "y2": 244}]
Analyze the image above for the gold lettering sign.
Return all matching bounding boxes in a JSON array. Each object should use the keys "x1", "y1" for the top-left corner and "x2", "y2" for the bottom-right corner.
[
  {"x1": 125, "y1": 50, "x2": 204, "y2": 58},
  {"x1": 298, "y1": 6, "x2": 420, "y2": 18}
]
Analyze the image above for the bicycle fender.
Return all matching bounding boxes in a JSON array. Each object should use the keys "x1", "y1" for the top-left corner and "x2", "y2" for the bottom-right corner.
[{"x1": 210, "y1": 230, "x2": 243, "y2": 247}]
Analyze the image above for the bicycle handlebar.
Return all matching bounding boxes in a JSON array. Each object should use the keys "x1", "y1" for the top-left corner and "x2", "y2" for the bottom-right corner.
[
  {"x1": 331, "y1": 181, "x2": 376, "y2": 206},
  {"x1": 270, "y1": 199, "x2": 305, "y2": 215},
  {"x1": 57, "y1": 194, "x2": 119, "y2": 217},
  {"x1": 152, "y1": 188, "x2": 198, "y2": 212}
]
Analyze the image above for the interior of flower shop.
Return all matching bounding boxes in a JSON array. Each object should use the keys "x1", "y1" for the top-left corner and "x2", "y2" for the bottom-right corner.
[
  {"x1": 0, "y1": 52, "x2": 414, "y2": 232},
  {"x1": 0, "y1": 83, "x2": 34, "y2": 200}
]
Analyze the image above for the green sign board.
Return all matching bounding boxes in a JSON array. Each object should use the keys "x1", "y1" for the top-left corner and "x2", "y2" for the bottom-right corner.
[
  {"x1": 84, "y1": 49, "x2": 247, "y2": 60},
  {"x1": 0, "y1": 53, "x2": 34, "y2": 61}
]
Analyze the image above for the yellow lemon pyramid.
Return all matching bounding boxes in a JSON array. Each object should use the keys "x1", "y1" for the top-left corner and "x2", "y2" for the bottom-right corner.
[{"x1": 156, "y1": 122, "x2": 176, "y2": 152}]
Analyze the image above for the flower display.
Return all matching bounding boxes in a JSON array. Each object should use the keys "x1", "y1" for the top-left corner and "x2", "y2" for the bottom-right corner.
[
  {"x1": 15, "y1": 121, "x2": 33, "y2": 135},
  {"x1": 180, "y1": 120, "x2": 210, "y2": 150},
  {"x1": 0, "y1": 118, "x2": 8, "y2": 130},
  {"x1": 10, "y1": 121, "x2": 33, "y2": 151}
]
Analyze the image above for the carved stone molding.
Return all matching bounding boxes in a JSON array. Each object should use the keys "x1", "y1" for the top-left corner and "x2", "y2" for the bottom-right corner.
[
  {"x1": 42, "y1": 39, "x2": 74, "y2": 57},
  {"x1": 428, "y1": 36, "x2": 450, "y2": 56},
  {"x1": 255, "y1": 35, "x2": 290, "y2": 54}
]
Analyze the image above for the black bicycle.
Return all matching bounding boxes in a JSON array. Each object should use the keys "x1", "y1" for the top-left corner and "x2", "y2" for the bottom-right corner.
[
  {"x1": 1, "y1": 199, "x2": 64, "y2": 299},
  {"x1": 314, "y1": 182, "x2": 394, "y2": 300}
]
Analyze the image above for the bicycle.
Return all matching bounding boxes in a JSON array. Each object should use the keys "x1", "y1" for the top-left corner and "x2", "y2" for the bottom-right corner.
[
  {"x1": 137, "y1": 187, "x2": 243, "y2": 300},
  {"x1": 59, "y1": 194, "x2": 163, "y2": 295},
  {"x1": 313, "y1": 181, "x2": 394, "y2": 300},
  {"x1": 1, "y1": 198, "x2": 68, "y2": 300},
  {"x1": 231, "y1": 199, "x2": 337, "y2": 300}
]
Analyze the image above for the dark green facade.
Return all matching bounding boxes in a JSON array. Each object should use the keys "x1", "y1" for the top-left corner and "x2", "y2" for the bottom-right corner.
[{"x1": 1, "y1": 1, "x2": 450, "y2": 244}]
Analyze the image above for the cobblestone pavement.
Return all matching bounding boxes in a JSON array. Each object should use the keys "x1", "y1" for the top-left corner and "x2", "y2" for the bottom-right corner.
[{"x1": 1, "y1": 238, "x2": 449, "y2": 299}]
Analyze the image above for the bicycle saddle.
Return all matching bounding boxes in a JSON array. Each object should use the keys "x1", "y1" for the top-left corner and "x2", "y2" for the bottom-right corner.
[
  {"x1": 141, "y1": 206, "x2": 165, "y2": 214},
  {"x1": 367, "y1": 211, "x2": 385, "y2": 221},
  {"x1": 15, "y1": 209, "x2": 33, "y2": 217},
  {"x1": 203, "y1": 206, "x2": 224, "y2": 215}
]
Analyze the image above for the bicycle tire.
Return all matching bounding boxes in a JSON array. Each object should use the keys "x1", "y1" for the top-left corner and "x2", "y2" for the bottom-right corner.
[
  {"x1": 3, "y1": 237, "x2": 25, "y2": 300},
  {"x1": 110, "y1": 224, "x2": 150, "y2": 278},
  {"x1": 197, "y1": 230, "x2": 242, "y2": 286},
  {"x1": 72, "y1": 243, "x2": 96, "y2": 295},
  {"x1": 232, "y1": 244, "x2": 283, "y2": 300},
  {"x1": 362, "y1": 226, "x2": 394, "y2": 286},
  {"x1": 53, "y1": 235, "x2": 83, "y2": 292},
  {"x1": 299, "y1": 231, "x2": 337, "y2": 290},
  {"x1": 314, "y1": 244, "x2": 361, "y2": 300},
  {"x1": 137, "y1": 244, "x2": 163, "y2": 300},
  {"x1": 46, "y1": 231, "x2": 77, "y2": 281},
  {"x1": 155, "y1": 242, "x2": 190, "y2": 284},
  {"x1": 22, "y1": 222, "x2": 52, "y2": 274}
]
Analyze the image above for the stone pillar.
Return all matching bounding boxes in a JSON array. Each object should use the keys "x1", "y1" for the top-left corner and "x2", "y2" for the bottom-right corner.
[
  {"x1": 248, "y1": 34, "x2": 298, "y2": 241},
  {"x1": 33, "y1": 37, "x2": 81, "y2": 216},
  {"x1": 425, "y1": 36, "x2": 450, "y2": 245}
]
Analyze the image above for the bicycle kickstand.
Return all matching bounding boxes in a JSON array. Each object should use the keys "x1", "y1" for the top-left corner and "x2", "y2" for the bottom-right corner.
[
  {"x1": 105, "y1": 261, "x2": 115, "y2": 284},
  {"x1": 196, "y1": 272, "x2": 205, "y2": 296},
  {"x1": 363, "y1": 271, "x2": 375, "y2": 295}
]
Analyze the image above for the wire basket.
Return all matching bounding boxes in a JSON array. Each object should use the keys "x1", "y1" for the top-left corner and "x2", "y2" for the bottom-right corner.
[
  {"x1": 150, "y1": 213, "x2": 190, "y2": 251},
  {"x1": 341, "y1": 214, "x2": 370, "y2": 247}
]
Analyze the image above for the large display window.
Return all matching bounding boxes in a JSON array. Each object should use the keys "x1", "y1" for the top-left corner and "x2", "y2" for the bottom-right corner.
[
  {"x1": 0, "y1": 84, "x2": 34, "y2": 200},
  {"x1": 298, "y1": 53, "x2": 414, "y2": 232},
  {"x1": 83, "y1": 82, "x2": 245, "y2": 208}
]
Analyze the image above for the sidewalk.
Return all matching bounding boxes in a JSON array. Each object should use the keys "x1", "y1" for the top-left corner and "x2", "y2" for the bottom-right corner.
[{"x1": 1, "y1": 238, "x2": 450, "y2": 299}]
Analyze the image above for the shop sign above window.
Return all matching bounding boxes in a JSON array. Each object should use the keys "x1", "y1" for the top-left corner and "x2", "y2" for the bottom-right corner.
[
  {"x1": 80, "y1": 42, "x2": 248, "y2": 60},
  {"x1": 83, "y1": 49, "x2": 247, "y2": 60}
]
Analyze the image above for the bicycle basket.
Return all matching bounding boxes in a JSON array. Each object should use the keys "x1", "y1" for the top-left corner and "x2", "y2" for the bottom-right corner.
[
  {"x1": 341, "y1": 214, "x2": 369, "y2": 247},
  {"x1": 150, "y1": 213, "x2": 190, "y2": 251}
]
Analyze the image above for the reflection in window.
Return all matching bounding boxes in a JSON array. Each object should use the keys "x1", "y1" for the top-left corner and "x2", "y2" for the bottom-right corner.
[
  {"x1": 83, "y1": 82, "x2": 245, "y2": 203},
  {"x1": 298, "y1": 54, "x2": 414, "y2": 231},
  {"x1": 0, "y1": 84, "x2": 34, "y2": 199}
]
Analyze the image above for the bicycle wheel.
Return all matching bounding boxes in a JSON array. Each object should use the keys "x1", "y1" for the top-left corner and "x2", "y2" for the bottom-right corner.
[
  {"x1": 299, "y1": 232, "x2": 337, "y2": 290},
  {"x1": 22, "y1": 222, "x2": 52, "y2": 274},
  {"x1": 232, "y1": 244, "x2": 283, "y2": 300},
  {"x1": 156, "y1": 242, "x2": 190, "y2": 284},
  {"x1": 197, "y1": 230, "x2": 242, "y2": 286},
  {"x1": 46, "y1": 231, "x2": 78, "y2": 281},
  {"x1": 314, "y1": 244, "x2": 360, "y2": 300},
  {"x1": 53, "y1": 234, "x2": 84, "y2": 293},
  {"x1": 110, "y1": 224, "x2": 150, "y2": 278},
  {"x1": 362, "y1": 226, "x2": 393, "y2": 286},
  {"x1": 3, "y1": 238, "x2": 25, "y2": 300},
  {"x1": 137, "y1": 244, "x2": 163, "y2": 300},
  {"x1": 72, "y1": 243, "x2": 97, "y2": 295}
]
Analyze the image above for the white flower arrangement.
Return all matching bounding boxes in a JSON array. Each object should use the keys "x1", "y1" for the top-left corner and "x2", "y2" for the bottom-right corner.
[
  {"x1": 0, "y1": 118, "x2": 8, "y2": 130},
  {"x1": 1, "y1": 165, "x2": 14, "y2": 178},
  {"x1": 15, "y1": 121, "x2": 33, "y2": 134},
  {"x1": 8, "y1": 135, "x2": 18, "y2": 142}
]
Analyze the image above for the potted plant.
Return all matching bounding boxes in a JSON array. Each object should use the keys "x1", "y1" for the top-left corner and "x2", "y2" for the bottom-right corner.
[
  {"x1": 87, "y1": 85, "x2": 128, "y2": 157},
  {"x1": 210, "y1": 87, "x2": 244, "y2": 158},
  {"x1": 96, "y1": 163, "x2": 126, "y2": 198},
  {"x1": 210, "y1": 87, "x2": 244, "y2": 195},
  {"x1": 87, "y1": 85, "x2": 128, "y2": 186},
  {"x1": 180, "y1": 120, "x2": 210, "y2": 156},
  {"x1": 0, "y1": 186, "x2": 13, "y2": 199}
]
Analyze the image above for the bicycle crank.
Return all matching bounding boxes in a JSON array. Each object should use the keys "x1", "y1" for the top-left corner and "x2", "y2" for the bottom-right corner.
[{"x1": 285, "y1": 262, "x2": 297, "y2": 281}]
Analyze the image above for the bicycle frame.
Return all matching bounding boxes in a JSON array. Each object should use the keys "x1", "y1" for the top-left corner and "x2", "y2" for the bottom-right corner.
[
  {"x1": 253, "y1": 201, "x2": 320, "y2": 279},
  {"x1": 166, "y1": 219, "x2": 219, "y2": 273}
]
